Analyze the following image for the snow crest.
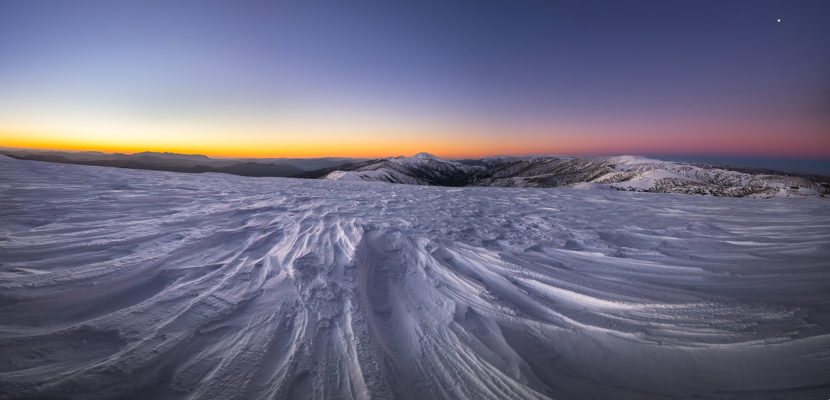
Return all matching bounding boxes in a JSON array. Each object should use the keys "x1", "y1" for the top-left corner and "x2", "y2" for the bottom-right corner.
[{"x1": 1, "y1": 157, "x2": 830, "y2": 399}]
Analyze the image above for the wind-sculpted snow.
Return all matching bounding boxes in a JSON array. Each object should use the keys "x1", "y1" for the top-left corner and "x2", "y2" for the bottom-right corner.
[{"x1": 1, "y1": 155, "x2": 830, "y2": 399}]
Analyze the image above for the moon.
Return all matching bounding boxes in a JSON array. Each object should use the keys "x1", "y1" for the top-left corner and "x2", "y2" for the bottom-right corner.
[{"x1": 777, "y1": 17, "x2": 782, "y2": 23}]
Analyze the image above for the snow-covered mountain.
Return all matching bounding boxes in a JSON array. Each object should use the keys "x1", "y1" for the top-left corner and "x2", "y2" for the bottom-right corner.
[
  {"x1": 6, "y1": 148, "x2": 825, "y2": 197},
  {"x1": 1, "y1": 155, "x2": 829, "y2": 399},
  {"x1": 325, "y1": 153, "x2": 830, "y2": 197},
  {"x1": 325, "y1": 152, "x2": 482, "y2": 186}
]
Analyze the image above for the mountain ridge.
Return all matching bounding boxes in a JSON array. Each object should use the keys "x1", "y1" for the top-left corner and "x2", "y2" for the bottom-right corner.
[
  {"x1": 3, "y1": 148, "x2": 827, "y2": 197},
  {"x1": 324, "y1": 153, "x2": 830, "y2": 198}
]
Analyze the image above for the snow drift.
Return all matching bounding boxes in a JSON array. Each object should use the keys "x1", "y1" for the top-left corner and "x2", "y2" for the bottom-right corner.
[{"x1": 1, "y1": 155, "x2": 829, "y2": 399}]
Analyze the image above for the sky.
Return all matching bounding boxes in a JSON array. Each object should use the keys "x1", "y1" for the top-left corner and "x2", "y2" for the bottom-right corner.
[{"x1": 1, "y1": 0, "x2": 829, "y2": 159}]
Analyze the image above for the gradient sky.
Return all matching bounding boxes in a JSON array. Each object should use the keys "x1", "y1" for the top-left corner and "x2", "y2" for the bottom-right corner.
[{"x1": 1, "y1": 0, "x2": 829, "y2": 158}]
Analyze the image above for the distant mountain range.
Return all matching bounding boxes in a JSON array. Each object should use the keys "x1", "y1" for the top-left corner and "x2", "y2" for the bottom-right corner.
[
  {"x1": 0, "y1": 149, "x2": 363, "y2": 178},
  {"x1": 3, "y1": 148, "x2": 828, "y2": 197},
  {"x1": 324, "y1": 153, "x2": 830, "y2": 198}
]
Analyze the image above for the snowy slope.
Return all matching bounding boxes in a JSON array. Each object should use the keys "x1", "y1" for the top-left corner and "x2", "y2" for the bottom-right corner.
[
  {"x1": 325, "y1": 152, "x2": 482, "y2": 186},
  {"x1": 325, "y1": 153, "x2": 829, "y2": 197},
  {"x1": 1, "y1": 156, "x2": 830, "y2": 399},
  {"x1": 592, "y1": 155, "x2": 827, "y2": 196}
]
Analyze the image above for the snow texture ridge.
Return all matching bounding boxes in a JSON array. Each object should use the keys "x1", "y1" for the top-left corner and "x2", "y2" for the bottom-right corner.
[{"x1": 1, "y1": 156, "x2": 830, "y2": 399}]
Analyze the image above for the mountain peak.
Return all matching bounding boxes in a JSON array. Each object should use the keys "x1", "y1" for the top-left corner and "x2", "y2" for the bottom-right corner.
[
  {"x1": 412, "y1": 152, "x2": 440, "y2": 160},
  {"x1": 132, "y1": 151, "x2": 211, "y2": 160}
]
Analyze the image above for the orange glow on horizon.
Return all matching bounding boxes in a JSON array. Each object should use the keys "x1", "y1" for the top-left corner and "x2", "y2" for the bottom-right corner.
[
  {"x1": 3, "y1": 123, "x2": 830, "y2": 160},
  {"x1": 1, "y1": 130, "x2": 530, "y2": 159}
]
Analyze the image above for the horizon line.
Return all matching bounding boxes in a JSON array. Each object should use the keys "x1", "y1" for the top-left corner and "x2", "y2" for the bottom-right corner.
[{"x1": 4, "y1": 144, "x2": 830, "y2": 162}]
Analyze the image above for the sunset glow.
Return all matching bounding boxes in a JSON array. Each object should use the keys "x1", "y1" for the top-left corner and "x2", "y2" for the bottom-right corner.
[{"x1": 1, "y1": 1, "x2": 829, "y2": 159}]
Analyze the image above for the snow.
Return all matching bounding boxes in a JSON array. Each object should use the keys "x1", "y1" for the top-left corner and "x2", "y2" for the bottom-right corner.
[
  {"x1": 322, "y1": 153, "x2": 829, "y2": 198},
  {"x1": 326, "y1": 153, "x2": 478, "y2": 186},
  {"x1": 1, "y1": 156, "x2": 830, "y2": 399}
]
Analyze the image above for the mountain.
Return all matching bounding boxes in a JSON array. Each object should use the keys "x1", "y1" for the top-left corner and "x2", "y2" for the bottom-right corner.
[
  {"x1": 4, "y1": 148, "x2": 828, "y2": 198},
  {"x1": 324, "y1": 152, "x2": 482, "y2": 186},
  {"x1": 325, "y1": 153, "x2": 830, "y2": 198},
  {"x1": 2, "y1": 154, "x2": 829, "y2": 399},
  {"x1": 0, "y1": 149, "x2": 363, "y2": 178}
]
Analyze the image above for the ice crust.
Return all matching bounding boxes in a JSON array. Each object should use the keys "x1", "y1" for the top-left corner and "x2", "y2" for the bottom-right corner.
[{"x1": 1, "y1": 156, "x2": 829, "y2": 399}]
